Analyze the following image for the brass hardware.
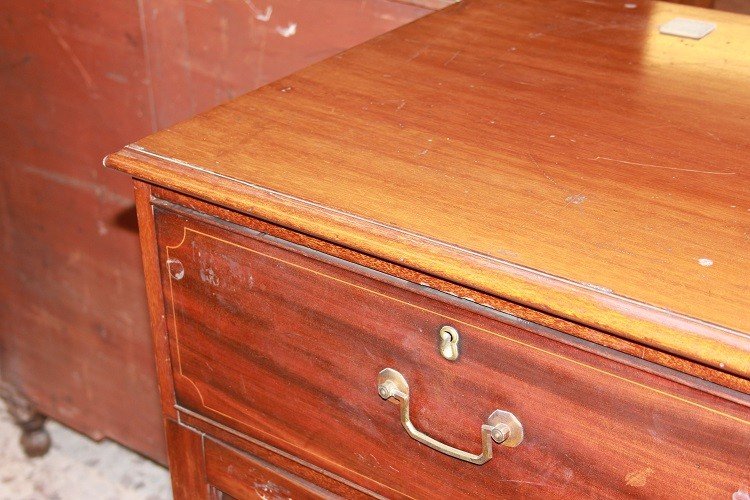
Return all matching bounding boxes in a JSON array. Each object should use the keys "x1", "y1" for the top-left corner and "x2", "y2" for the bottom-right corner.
[
  {"x1": 439, "y1": 325, "x2": 459, "y2": 360},
  {"x1": 377, "y1": 368, "x2": 523, "y2": 465}
]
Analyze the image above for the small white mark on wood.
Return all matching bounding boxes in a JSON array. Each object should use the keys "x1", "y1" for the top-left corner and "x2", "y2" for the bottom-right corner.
[
  {"x1": 698, "y1": 258, "x2": 713, "y2": 267},
  {"x1": 566, "y1": 194, "x2": 587, "y2": 205},
  {"x1": 47, "y1": 21, "x2": 97, "y2": 92},
  {"x1": 253, "y1": 480, "x2": 291, "y2": 500},
  {"x1": 167, "y1": 258, "x2": 185, "y2": 280},
  {"x1": 592, "y1": 156, "x2": 735, "y2": 175},
  {"x1": 732, "y1": 490, "x2": 750, "y2": 500},
  {"x1": 624, "y1": 3, "x2": 637, "y2": 8},
  {"x1": 625, "y1": 467, "x2": 654, "y2": 487},
  {"x1": 275, "y1": 22, "x2": 297, "y2": 37},
  {"x1": 200, "y1": 266, "x2": 220, "y2": 286},
  {"x1": 105, "y1": 72, "x2": 129, "y2": 84},
  {"x1": 280, "y1": 86, "x2": 292, "y2": 92},
  {"x1": 255, "y1": 5, "x2": 272, "y2": 21}
]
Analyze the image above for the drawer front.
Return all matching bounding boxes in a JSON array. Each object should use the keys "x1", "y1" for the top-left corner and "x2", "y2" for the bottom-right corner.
[
  {"x1": 204, "y1": 436, "x2": 336, "y2": 500},
  {"x1": 155, "y1": 206, "x2": 750, "y2": 498}
]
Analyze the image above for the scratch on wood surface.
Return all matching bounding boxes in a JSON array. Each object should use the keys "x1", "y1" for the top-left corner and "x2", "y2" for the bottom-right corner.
[
  {"x1": 243, "y1": 0, "x2": 272, "y2": 21},
  {"x1": 528, "y1": 152, "x2": 559, "y2": 186},
  {"x1": 443, "y1": 50, "x2": 461, "y2": 66},
  {"x1": 46, "y1": 21, "x2": 96, "y2": 91},
  {"x1": 592, "y1": 156, "x2": 736, "y2": 175},
  {"x1": 408, "y1": 45, "x2": 430, "y2": 61},
  {"x1": 497, "y1": 479, "x2": 546, "y2": 487}
]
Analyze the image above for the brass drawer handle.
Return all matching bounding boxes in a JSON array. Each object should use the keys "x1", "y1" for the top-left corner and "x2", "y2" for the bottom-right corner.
[{"x1": 377, "y1": 368, "x2": 523, "y2": 465}]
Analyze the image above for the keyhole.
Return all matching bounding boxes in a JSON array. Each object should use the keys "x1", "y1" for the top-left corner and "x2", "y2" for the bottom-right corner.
[{"x1": 439, "y1": 325, "x2": 459, "y2": 361}]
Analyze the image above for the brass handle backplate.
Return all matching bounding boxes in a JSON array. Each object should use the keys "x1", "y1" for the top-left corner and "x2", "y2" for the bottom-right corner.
[{"x1": 377, "y1": 368, "x2": 523, "y2": 465}]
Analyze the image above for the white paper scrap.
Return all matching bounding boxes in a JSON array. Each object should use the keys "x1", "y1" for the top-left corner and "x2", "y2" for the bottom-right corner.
[{"x1": 659, "y1": 18, "x2": 716, "y2": 40}]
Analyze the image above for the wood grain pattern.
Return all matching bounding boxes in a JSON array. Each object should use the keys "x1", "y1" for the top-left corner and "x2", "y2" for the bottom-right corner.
[
  {"x1": 105, "y1": 0, "x2": 750, "y2": 377},
  {"x1": 153, "y1": 186, "x2": 750, "y2": 396},
  {"x1": 180, "y1": 410, "x2": 378, "y2": 499},
  {"x1": 165, "y1": 419, "x2": 209, "y2": 500},
  {"x1": 204, "y1": 437, "x2": 337, "y2": 499},
  {"x1": 135, "y1": 181, "x2": 178, "y2": 419},
  {"x1": 154, "y1": 207, "x2": 750, "y2": 499}
]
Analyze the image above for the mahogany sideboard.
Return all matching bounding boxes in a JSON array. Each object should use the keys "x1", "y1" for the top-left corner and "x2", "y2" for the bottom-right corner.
[{"x1": 106, "y1": 0, "x2": 749, "y2": 496}]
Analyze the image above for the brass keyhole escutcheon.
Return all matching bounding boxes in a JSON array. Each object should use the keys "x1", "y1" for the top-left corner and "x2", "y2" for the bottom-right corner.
[{"x1": 439, "y1": 325, "x2": 459, "y2": 361}]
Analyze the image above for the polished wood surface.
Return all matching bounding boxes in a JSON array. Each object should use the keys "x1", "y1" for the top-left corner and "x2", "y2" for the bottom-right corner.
[
  {"x1": 153, "y1": 205, "x2": 750, "y2": 498},
  {"x1": 204, "y1": 438, "x2": 336, "y2": 499},
  {"x1": 105, "y1": 0, "x2": 750, "y2": 377},
  {"x1": 180, "y1": 410, "x2": 378, "y2": 499},
  {"x1": 165, "y1": 419, "x2": 209, "y2": 499},
  {"x1": 0, "y1": 0, "x2": 429, "y2": 460},
  {"x1": 153, "y1": 185, "x2": 750, "y2": 396}
]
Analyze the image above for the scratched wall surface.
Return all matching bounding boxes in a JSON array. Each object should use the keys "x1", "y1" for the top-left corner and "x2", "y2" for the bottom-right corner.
[{"x1": 0, "y1": 0, "x2": 430, "y2": 462}]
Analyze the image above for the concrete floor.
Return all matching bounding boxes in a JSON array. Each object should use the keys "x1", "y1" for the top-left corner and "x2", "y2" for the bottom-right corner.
[{"x1": 0, "y1": 401, "x2": 172, "y2": 500}]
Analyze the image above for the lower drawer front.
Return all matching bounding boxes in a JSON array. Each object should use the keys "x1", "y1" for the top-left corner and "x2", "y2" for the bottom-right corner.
[
  {"x1": 155, "y1": 206, "x2": 750, "y2": 498},
  {"x1": 204, "y1": 436, "x2": 335, "y2": 499}
]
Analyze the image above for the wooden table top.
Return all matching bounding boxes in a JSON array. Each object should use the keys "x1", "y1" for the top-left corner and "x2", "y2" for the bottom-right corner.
[{"x1": 107, "y1": 0, "x2": 750, "y2": 377}]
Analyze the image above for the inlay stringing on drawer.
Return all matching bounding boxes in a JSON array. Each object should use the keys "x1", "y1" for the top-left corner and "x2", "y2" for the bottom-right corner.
[{"x1": 152, "y1": 202, "x2": 750, "y2": 499}]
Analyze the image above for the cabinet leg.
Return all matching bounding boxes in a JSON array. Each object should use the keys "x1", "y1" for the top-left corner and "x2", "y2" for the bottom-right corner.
[{"x1": 1, "y1": 383, "x2": 52, "y2": 458}]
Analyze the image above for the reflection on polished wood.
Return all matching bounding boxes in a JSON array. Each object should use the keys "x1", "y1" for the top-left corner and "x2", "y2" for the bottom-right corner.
[{"x1": 108, "y1": 0, "x2": 750, "y2": 376}]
